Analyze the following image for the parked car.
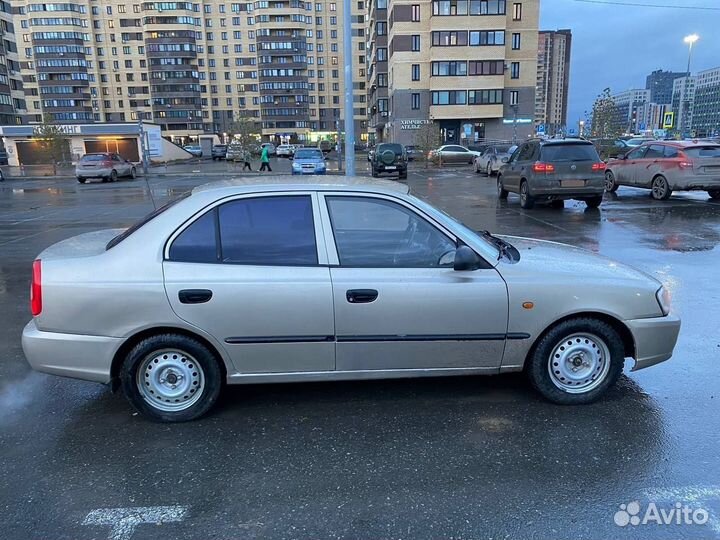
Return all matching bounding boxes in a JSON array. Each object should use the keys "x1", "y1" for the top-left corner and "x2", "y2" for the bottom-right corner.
[
  {"x1": 0, "y1": 148, "x2": 8, "y2": 165},
  {"x1": 211, "y1": 145, "x2": 227, "y2": 160},
  {"x1": 276, "y1": 144, "x2": 295, "y2": 158},
  {"x1": 605, "y1": 141, "x2": 720, "y2": 200},
  {"x1": 497, "y1": 139, "x2": 606, "y2": 209},
  {"x1": 21, "y1": 177, "x2": 680, "y2": 421},
  {"x1": 624, "y1": 137, "x2": 655, "y2": 148},
  {"x1": 183, "y1": 145, "x2": 203, "y2": 157},
  {"x1": 405, "y1": 145, "x2": 420, "y2": 161},
  {"x1": 473, "y1": 144, "x2": 517, "y2": 176},
  {"x1": 76, "y1": 153, "x2": 137, "y2": 184},
  {"x1": 317, "y1": 140, "x2": 333, "y2": 154},
  {"x1": 260, "y1": 143, "x2": 276, "y2": 156},
  {"x1": 225, "y1": 144, "x2": 244, "y2": 162},
  {"x1": 592, "y1": 138, "x2": 632, "y2": 161},
  {"x1": 291, "y1": 148, "x2": 327, "y2": 175},
  {"x1": 370, "y1": 142, "x2": 408, "y2": 179},
  {"x1": 429, "y1": 145, "x2": 481, "y2": 164}
]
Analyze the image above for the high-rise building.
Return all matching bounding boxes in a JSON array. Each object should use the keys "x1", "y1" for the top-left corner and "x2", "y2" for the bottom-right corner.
[
  {"x1": 535, "y1": 28, "x2": 570, "y2": 135},
  {"x1": 691, "y1": 66, "x2": 720, "y2": 138},
  {"x1": 671, "y1": 76, "x2": 696, "y2": 135},
  {"x1": 368, "y1": 0, "x2": 539, "y2": 146},
  {"x1": 611, "y1": 89, "x2": 649, "y2": 134},
  {"x1": 645, "y1": 69, "x2": 685, "y2": 106},
  {"x1": 0, "y1": 2, "x2": 26, "y2": 125},
  {"x1": 12, "y1": 0, "x2": 367, "y2": 143}
]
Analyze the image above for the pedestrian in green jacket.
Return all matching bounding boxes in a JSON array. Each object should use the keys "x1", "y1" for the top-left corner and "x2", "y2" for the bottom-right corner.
[{"x1": 259, "y1": 146, "x2": 272, "y2": 172}]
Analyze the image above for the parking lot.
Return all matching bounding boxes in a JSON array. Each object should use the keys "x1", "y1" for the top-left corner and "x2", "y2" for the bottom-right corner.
[{"x1": 2, "y1": 164, "x2": 720, "y2": 539}]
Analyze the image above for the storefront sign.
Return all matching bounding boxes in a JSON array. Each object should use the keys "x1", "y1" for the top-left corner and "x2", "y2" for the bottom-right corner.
[
  {"x1": 502, "y1": 118, "x2": 533, "y2": 124},
  {"x1": 400, "y1": 119, "x2": 433, "y2": 130}
]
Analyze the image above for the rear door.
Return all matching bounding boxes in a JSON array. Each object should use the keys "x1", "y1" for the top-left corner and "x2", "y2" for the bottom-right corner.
[
  {"x1": 163, "y1": 193, "x2": 336, "y2": 374},
  {"x1": 635, "y1": 144, "x2": 666, "y2": 187}
]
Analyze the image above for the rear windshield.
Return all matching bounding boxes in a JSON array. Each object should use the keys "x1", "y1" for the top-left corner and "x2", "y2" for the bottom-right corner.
[
  {"x1": 81, "y1": 155, "x2": 107, "y2": 162},
  {"x1": 106, "y1": 194, "x2": 189, "y2": 250},
  {"x1": 541, "y1": 143, "x2": 600, "y2": 162},
  {"x1": 295, "y1": 149, "x2": 323, "y2": 159},
  {"x1": 683, "y1": 146, "x2": 720, "y2": 158},
  {"x1": 378, "y1": 144, "x2": 403, "y2": 154}
]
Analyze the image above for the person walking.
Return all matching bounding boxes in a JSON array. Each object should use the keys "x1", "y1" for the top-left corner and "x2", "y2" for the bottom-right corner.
[
  {"x1": 259, "y1": 145, "x2": 272, "y2": 172},
  {"x1": 242, "y1": 148, "x2": 252, "y2": 171}
]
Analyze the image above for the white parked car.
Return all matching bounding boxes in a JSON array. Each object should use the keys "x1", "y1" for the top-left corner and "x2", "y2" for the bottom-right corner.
[{"x1": 276, "y1": 144, "x2": 295, "y2": 158}]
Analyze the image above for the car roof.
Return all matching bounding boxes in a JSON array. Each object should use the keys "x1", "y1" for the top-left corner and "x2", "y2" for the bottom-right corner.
[
  {"x1": 192, "y1": 176, "x2": 411, "y2": 196},
  {"x1": 538, "y1": 139, "x2": 593, "y2": 146},
  {"x1": 639, "y1": 140, "x2": 719, "y2": 148}
]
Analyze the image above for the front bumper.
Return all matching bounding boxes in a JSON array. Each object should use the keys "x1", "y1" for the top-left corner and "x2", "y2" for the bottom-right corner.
[
  {"x1": 22, "y1": 319, "x2": 122, "y2": 384},
  {"x1": 292, "y1": 168, "x2": 327, "y2": 175},
  {"x1": 625, "y1": 313, "x2": 681, "y2": 371}
]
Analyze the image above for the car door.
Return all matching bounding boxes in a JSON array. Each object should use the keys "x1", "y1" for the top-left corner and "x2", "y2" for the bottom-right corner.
[
  {"x1": 507, "y1": 143, "x2": 534, "y2": 192},
  {"x1": 615, "y1": 146, "x2": 647, "y2": 185},
  {"x1": 636, "y1": 144, "x2": 666, "y2": 188},
  {"x1": 319, "y1": 193, "x2": 508, "y2": 371},
  {"x1": 480, "y1": 148, "x2": 493, "y2": 169},
  {"x1": 443, "y1": 145, "x2": 461, "y2": 163},
  {"x1": 502, "y1": 144, "x2": 523, "y2": 191},
  {"x1": 163, "y1": 193, "x2": 336, "y2": 374}
]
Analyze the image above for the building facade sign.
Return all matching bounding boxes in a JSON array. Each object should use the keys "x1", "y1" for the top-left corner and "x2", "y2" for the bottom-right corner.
[{"x1": 400, "y1": 119, "x2": 433, "y2": 130}]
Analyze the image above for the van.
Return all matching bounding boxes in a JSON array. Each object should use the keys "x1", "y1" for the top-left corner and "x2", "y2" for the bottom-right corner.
[{"x1": 317, "y1": 140, "x2": 333, "y2": 153}]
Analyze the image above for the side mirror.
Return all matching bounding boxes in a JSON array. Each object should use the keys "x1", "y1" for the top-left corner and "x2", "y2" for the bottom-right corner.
[
  {"x1": 501, "y1": 157, "x2": 509, "y2": 163},
  {"x1": 453, "y1": 245, "x2": 481, "y2": 271}
]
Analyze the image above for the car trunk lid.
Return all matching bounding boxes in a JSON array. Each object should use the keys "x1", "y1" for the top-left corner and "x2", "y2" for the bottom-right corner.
[{"x1": 38, "y1": 229, "x2": 124, "y2": 261}]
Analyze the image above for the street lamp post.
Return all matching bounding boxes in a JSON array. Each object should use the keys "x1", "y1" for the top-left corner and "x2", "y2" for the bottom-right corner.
[
  {"x1": 681, "y1": 34, "x2": 699, "y2": 136},
  {"x1": 579, "y1": 120, "x2": 585, "y2": 138}
]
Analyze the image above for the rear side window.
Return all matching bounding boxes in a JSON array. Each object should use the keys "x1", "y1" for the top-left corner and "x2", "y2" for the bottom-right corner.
[
  {"x1": 664, "y1": 146, "x2": 679, "y2": 158},
  {"x1": 168, "y1": 210, "x2": 217, "y2": 262},
  {"x1": 644, "y1": 145, "x2": 665, "y2": 159},
  {"x1": 541, "y1": 143, "x2": 600, "y2": 162},
  {"x1": 683, "y1": 146, "x2": 720, "y2": 158}
]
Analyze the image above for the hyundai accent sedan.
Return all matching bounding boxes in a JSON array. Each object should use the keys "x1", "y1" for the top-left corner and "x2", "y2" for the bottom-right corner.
[{"x1": 22, "y1": 178, "x2": 680, "y2": 422}]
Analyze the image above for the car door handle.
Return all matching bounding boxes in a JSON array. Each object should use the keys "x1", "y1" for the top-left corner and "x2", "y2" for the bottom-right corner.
[
  {"x1": 178, "y1": 289, "x2": 213, "y2": 304},
  {"x1": 346, "y1": 289, "x2": 378, "y2": 304}
]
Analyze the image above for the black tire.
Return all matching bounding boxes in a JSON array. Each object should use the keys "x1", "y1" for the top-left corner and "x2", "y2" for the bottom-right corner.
[
  {"x1": 101, "y1": 177, "x2": 108, "y2": 183},
  {"x1": 0, "y1": 170, "x2": 4, "y2": 181},
  {"x1": 77, "y1": 177, "x2": 86, "y2": 184},
  {"x1": 708, "y1": 189, "x2": 720, "y2": 200},
  {"x1": 371, "y1": 168, "x2": 379, "y2": 178},
  {"x1": 551, "y1": 200, "x2": 565, "y2": 209},
  {"x1": 497, "y1": 176, "x2": 508, "y2": 199},
  {"x1": 520, "y1": 180, "x2": 535, "y2": 209},
  {"x1": 525, "y1": 317, "x2": 625, "y2": 405},
  {"x1": 130, "y1": 167, "x2": 137, "y2": 179},
  {"x1": 121, "y1": 334, "x2": 222, "y2": 422},
  {"x1": 651, "y1": 175, "x2": 672, "y2": 200},
  {"x1": 399, "y1": 172, "x2": 407, "y2": 180},
  {"x1": 605, "y1": 170, "x2": 619, "y2": 192},
  {"x1": 110, "y1": 169, "x2": 118, "y2": 182},
  {"x1": 487, "y1": 163, "x2": 493, "y2": 177},
  {"x1": 585, "y1": 196, "x2": 603, "y2": 209}
]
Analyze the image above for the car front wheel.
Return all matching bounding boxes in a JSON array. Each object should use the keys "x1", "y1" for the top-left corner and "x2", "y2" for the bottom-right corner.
[
  {"x1": 77, "y1": 177, "x2": 86, "y2": 184},
  {"x1": 497, "y1": 176, "x2": 508, "y2": 199},
  {"x1": 526, "y1": 317, "x2": 625, "y2": 404},
  {"x1": 605, "y1": 170, "x2": 619, "y2": 192},
  {"x1": 708, "y1": 189, "x2": 720, "y2": 200},
  {"x1": 121, "y1": 334, "x2": 222, "y2": 422}
]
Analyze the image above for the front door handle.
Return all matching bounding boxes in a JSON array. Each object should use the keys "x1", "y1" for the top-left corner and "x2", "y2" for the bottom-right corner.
[
  {"x1": 346, "y1": 289, "x2": 378, "y2": 304},
  {"x1": 178, "y1": 289, "x2": 213, "y2": 304}
]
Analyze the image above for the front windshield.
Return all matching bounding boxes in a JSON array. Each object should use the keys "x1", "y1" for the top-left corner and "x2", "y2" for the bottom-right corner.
[{"x1": 295, "y1": 149, "x2": 323, "y2": 159}]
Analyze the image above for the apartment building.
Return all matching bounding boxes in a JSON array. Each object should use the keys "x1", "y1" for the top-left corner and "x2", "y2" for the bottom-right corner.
[
  {"x1": 645, "y1": 69, "x2": 684, "y2": 106},
  {"x1": 369, "y1": 0, "x2": 539, "y2": 146},
  {"x1": 12, "y1": 0, "x2": 367, "y2": 143},
  {"x1": 611, "y1": 89, "x2": 649, "y2": 134},
  {"x1": 534, "y1": 29, "x2": 570, "y2": 135},
  {"x1": 671, "y1": 76, "x2": 695, "y2": 136},
  {"x1": 691, "y1": 66, "x2": 720, "y2": 138},
  {"x1": 0, "y1": 1, "x2": 26, "y2": 125}
]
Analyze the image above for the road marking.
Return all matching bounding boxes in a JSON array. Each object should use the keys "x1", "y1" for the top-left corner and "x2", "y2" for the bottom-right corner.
[
  {"x1": 644, "y1": 486, "x2": 720, "y2": 533},
  {"x1": 82, "y1": 506, "x2": 188, "y2": 540}
]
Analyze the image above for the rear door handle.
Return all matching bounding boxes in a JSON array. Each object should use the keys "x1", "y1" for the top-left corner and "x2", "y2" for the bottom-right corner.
[
  {"x1": 346, "y1": 289, "x2": 378, "y2": 304},
  {"x1": 178, "y1": 289, "x2": 213, "y2": 304}
]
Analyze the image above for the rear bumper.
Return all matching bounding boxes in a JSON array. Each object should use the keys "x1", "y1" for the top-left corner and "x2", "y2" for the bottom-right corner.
[
  {"x1": 76, "y1": 167, "x2": 112, "y2": 178},
  {"x1": 626, "y1": 313, "x2": 681, "y2": 371},
  {"x1": 671, "y1": 176, "x2": 720, "y2": 190},
  {"x1": 22, "y1": 320, "x2": 122, "y2": 384},
  {"x1": 374, "y1": 164, "x2": 407, "y2": 173}
]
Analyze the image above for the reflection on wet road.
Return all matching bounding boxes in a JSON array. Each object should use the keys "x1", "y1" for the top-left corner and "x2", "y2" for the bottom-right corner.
[{"x1": 1, "y1": 170, "x2": 719, "y2": 540}]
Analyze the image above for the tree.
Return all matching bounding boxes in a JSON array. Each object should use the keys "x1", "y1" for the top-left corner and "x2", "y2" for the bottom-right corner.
[
  {"x1": 227, "y1": 113, "x2": 260, "y2": 153},
  {"x1": 33, "y1": 114, "x2": 69, "y2": 175},
  {"x1": 412, "y1": 121, "x2": 441, "y2": 168},
  {"x1": 591, "y1": 88, "x2": 623, "y2": 139}
]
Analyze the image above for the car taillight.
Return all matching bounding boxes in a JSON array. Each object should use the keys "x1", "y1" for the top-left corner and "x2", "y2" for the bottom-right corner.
[
  {"x1": 532, "y1": 162, "x2": 555, "y2": 173},
  {"x1": 31, "y1": 259, "x2": 42, "y2": 317},
  {"x1": 677, "y1": 152, "x2": 693, "y2": 169},
  {"x1": 102, "y1": 160, "x2": 112, "y2": 166},
  {"x1": 592, "y1": 162, "x2": 607, "y2": 171}
]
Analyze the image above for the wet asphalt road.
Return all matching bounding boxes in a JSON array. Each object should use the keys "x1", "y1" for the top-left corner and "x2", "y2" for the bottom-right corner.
[{"x1": 1, "y1": 166, "x2": 720, "y2": 540}]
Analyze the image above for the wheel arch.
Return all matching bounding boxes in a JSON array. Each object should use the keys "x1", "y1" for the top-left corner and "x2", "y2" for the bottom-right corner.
[
  {"x1": 110, "y1": 326, "x2": 228, "y2": 391},
  {"x1": 523, "y1": 311, "x2": 636, "y2": 369}
]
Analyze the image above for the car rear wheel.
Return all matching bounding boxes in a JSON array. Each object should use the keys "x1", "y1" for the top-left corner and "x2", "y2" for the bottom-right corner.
[
  {"x1": 130, "y1": 167, "x2": 137, "y2": 179},
  {"x1": 585, "y1": 196, "x2": 603, "y2": 209},
  {"x1": 121, "y1": 334, "x2": 222, "y2": 422},
  {"x1": 520, "y1": 180, "x2": 535, "y2": 209},
  {"x1": 371, "y1": 168, "x2": 378, "y2": 178},
  {"x1": 526, "y1": 318, "x2": 625, "y2": 404},
  {"x1": 651, "y1": 175, "x2": 672, "y2": 200},
  {"x1": 605, "y1": 170, "x2": 619, "y2": 192},
  {"x1": 497, "y1": 176, "x2": 508, "y2": 199},
  {"x1": 474, "y1": 160, "x2": 480, "y2": 174},
  {"x1": 551, "y1": 200, "x2": 564, "y2": 209},
  {"x1": 487, "y1": 163, "x2": 493, "y2": 177},
  {"x1": 77, "y1": 177, "x2": 86, "y2": 184},
  {"x1": 708, "y1": 189, "x2": 720, "y2": 200},
  {"x1": 399, "y1": 172, "x2": 407, "y2": 180}
]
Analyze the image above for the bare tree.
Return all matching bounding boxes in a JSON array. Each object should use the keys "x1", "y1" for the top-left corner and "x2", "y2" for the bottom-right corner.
[
  {"x1": 33, "y1": 114, "x2": 70, "y2": 175},
  {"x1": 227, "y1": 113, "x2": 261, "y2": 153},
  {"x1": 591, "y1": 88, "x2": 623, "y2": 139},
  {"x1": 412, "y1": 122, "x2": 441, "y2": 168}
]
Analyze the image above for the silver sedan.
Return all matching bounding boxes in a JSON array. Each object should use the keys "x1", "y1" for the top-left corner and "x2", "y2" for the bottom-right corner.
[
  {"x1": 474, "y1": 144, "x2": 517, "y2": 176},
  {"x1": 76, "y1": 153, "x2": 137, "y2": 184},
  {"x1": 22, "y1": 178, "x2": 680, "y2": 421}
]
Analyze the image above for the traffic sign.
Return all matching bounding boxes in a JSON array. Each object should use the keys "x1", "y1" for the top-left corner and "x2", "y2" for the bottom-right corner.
[
  {"x1": 537, "y1": 125, "x2": 546, "y2": 134},
  {"x1": 663, "y1": 112, "x2": 675, "y2": 129}
]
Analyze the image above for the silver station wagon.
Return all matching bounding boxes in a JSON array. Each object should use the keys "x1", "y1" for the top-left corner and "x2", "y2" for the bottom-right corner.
[{"x1": 22, "y1": 178, "x2": 681, "y2": 422}]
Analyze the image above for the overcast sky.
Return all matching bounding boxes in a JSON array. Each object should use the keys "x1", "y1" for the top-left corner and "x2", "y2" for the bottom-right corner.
[{"x1": 540, "y1": 0, "x2": 720, "y2": 128}]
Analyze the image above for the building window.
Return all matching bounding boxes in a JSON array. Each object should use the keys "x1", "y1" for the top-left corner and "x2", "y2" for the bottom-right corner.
[
  {"x1": 377, "y1": 47, "x2": 387, "y2": 61},
  {"x1": 432, "y1": 0, "x2": 467, "y2": 16},
  {"x1": 411, "y1": 64, "x2": 420, "y2": 80},
  {"x1": 469, "y1": 30, "x2": 505, "y2": 45},
  {"x1": 431, "y1": 61, "x2": 467, "y2": 76},
  {"x1": 411, "y1": 35, "x2": 421, "y2": 51},
  {"x1": 512, "y1": 32, "x2": 520, "y2": 50},
  {"x1": 376, "y1": 21, "x2": 387, "y2": 35},
  {"x1": 510, "y1": 61, "x2": 520, "y2": 79},
  {"x1": 468, "y1": 89, "x2": 503, "y2": 104},
  {"x1": 468, "y1": 60, "x2": 504, "y2": 75},
  {"x1": 411, "y1": 4, "x2": 420, "y2": 21},
  {"x1": 512, "y1": 2, "x2": 521, "y2": 20},
  {"x1": 469, "y1": 0, "x2": 506, "y2": 14},
  {"x1": 432, "y1": 30, "x2": 468, "y2": 46},
  {"x1": 510, "y1": 90, "x2": 518, "y2": 105},
  {"x1": 411, "y1": 92, "x2": 420, "y2": 109},
  {"x1": 431, "y1": 90, "x2": 467, "y2": 105}
]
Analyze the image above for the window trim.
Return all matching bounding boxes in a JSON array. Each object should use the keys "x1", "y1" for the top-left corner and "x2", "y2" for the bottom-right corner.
[{"x1": 164, "y1": 192, "x2": 328, "y2": 266}]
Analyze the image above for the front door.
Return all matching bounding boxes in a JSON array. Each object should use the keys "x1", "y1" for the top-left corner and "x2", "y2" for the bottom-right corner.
[
  {"x1": 319, "y1": 194, "x2": 508, "y2": 372},
  {"x1": 163, "y1": 193, "x2": 335, "y2": 374},
  {"x1": 616, "y1": 146, "x2": 647, "y2": 185}
]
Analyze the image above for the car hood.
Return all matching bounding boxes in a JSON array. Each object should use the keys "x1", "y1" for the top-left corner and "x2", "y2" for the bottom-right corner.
[{"x1": 500, "y1": 235, "x2": 660, "y2": 285}]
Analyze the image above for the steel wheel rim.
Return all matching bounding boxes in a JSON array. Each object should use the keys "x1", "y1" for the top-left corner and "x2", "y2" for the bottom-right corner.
[
  {"x1": 605, "y1": 172, "x2": 615, "y2": 190},
  {"x1": 137, "y1": 349, "x2": 205, "y2": 412},
  {"x1": 652, "y1": 178, "x2": 667, "y2": 199},
  {"x1": 521, "y1": 183, "x2": 528, "y2": 203},
  {"x1": 547, "y1": 333, "x2": 611, "y2": 394}
]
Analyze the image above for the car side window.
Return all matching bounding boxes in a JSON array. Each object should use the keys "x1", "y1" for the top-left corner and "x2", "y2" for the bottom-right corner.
[
  {"x1": 168, "y1": 195, "x2": 318, "y2": 266},
  {"x1": 326, "y1": 196, "x2": 456, "y2": 268},
  {"x1": 663, "y1": 146, "x2": 679, "y2": 158},
  {"x1": 508, "y1": 146, "x2": 521, "y2": 162},
  {"x1": 645, "y1": 145, "x2": 665, "y2": 159},
  {"x1": 517, "y1": 144, "x2": 533, "y2": 162},
  {"x1": 627, "y1": 147, "x2": 647, "y2": 160}
]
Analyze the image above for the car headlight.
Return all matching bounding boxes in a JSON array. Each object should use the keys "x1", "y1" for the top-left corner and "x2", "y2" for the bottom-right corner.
[
  {"x1": 316, "y1": 162, "x2": 326, "y2": 169},
  {"x1": 656, "y1": 286, "x2": 671, "y2": 316},
  {"x1": 292, "y1": 162, "x2": 301, "y2": 169}
]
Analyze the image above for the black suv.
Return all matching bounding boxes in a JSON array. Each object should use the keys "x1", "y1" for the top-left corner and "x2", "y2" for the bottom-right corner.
[{"x1": 371, "y1": 143, "x2": 408, "y2": 179}]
